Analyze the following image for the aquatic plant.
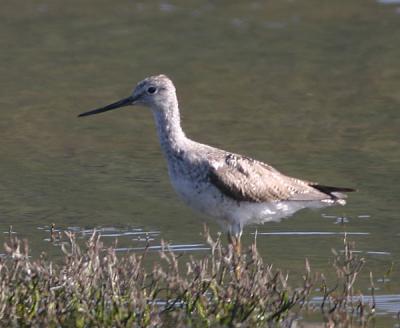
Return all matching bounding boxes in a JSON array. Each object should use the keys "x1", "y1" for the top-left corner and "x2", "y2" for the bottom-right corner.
[{"x1": 0, "y1": 230, "x2": 376, "y2": 327}]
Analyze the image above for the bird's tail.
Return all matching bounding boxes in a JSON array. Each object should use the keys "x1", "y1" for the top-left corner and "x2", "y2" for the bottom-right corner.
[{"x1": 312, "y1": 184, "x2": 356, "y2": 204}]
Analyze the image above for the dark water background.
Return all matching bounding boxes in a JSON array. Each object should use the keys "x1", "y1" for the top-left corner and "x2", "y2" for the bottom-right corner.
[{"x1": 1, "y1": 0, "x2": 399, "y2": 325}]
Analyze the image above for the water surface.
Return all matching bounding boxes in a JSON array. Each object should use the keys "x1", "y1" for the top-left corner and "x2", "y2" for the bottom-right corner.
[{"x1": 0, "y1": 0, "x2": 399, "y2": 324}]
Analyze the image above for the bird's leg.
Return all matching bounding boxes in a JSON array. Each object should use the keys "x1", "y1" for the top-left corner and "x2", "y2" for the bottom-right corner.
[
  {"x1": 227, "y1": 231, "x2": 241, "y2": 255},
  {"x1": 227, "y1": 224, "x2": 243, "y2": 255},
  {"x1": 233, "y1": 234, "x2": 241, "y2": 256},
  {"x1": 227, "y1": 230, "x2": 242, "y2": 280},
  {"x1": 236, "y1": 237, "x2": 241, "y2": 255}
]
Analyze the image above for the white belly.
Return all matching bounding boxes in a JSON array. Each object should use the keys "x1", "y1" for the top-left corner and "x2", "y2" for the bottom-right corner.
[{"x1": 169, "y1": 173, "x2": 330, "y2": 234}]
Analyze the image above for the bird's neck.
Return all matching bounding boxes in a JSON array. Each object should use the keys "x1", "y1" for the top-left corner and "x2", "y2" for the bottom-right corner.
[{"x1": 152, "y1": 100, "x2": 188, "y2": 158}]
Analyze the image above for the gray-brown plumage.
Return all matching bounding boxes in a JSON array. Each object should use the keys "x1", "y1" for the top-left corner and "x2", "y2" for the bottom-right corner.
[{"x1": 208, "y1": 153, "x2": 354, "y2": 204}]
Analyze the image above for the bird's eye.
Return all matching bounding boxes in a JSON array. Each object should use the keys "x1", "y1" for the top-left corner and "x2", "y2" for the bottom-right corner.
[{"x1": 147, "y1": 86, "x2": 157, "y2": 94}]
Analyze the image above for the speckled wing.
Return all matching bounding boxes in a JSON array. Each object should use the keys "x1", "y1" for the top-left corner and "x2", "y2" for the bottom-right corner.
[{"x1": 208, "y1": 153, "x2": 337, "y2": 203}]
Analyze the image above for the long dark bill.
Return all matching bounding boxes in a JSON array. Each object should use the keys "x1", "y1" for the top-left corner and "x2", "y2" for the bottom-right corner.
[{"x1": 78, "y1": 96, "x2": 135, "y2": 117}]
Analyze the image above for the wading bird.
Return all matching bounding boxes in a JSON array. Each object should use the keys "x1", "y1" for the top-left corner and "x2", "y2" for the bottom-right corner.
[{"x1": 79, "y1": 75, "x2": 354, "y2": 252}]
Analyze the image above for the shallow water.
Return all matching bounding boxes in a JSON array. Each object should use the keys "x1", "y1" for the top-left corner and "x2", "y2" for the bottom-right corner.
[{"x1": 1, "y1": 0, "x2": 399, "y2": 324}]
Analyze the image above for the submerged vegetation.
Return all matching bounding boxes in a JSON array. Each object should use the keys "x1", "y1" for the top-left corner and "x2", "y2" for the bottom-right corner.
[{"x1": 0, "y1": 229, "x2": 379, "y2": 327}]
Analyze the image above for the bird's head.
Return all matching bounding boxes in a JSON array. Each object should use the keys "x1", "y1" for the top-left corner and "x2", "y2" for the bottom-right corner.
[{"x1": 78, "y1": 74, "x2": 176, "y2": 117}]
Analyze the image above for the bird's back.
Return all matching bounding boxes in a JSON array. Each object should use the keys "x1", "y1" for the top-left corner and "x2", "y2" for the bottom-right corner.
[{"x1": 167, "y1": 139, "x2": 354, "y2": 206}]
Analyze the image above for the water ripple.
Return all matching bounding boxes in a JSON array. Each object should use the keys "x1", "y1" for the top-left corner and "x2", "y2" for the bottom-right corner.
[
  {"x1": 253, "y1": 231, "x2": 370, "y2": 236},
  {"x1": 115, "y1": 243, "x2": 210, "y2": 253},
  {"x1": 311, "y1": 294, "x2": 400, "y2": 315}
]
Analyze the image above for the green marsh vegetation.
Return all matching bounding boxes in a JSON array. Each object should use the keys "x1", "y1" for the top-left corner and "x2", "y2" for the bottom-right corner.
[{"x1": 0, "y1": 229, "x2": 381, "y2": 327}]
